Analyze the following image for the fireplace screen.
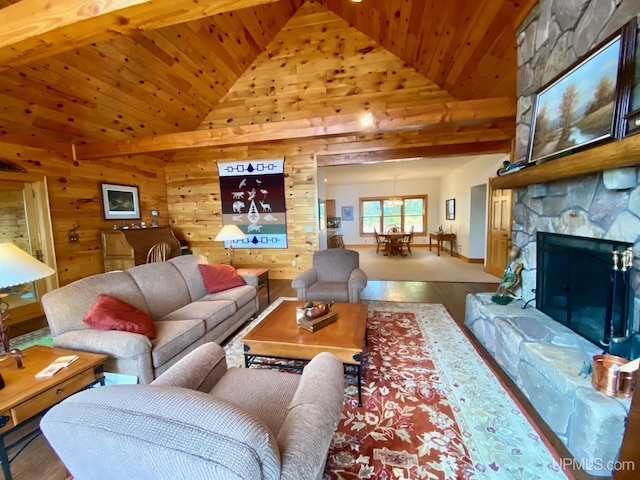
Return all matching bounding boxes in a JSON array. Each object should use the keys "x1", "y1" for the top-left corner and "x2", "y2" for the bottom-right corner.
[{"x1": 536, "y1": 232, "x2": 634, "y2": 350}]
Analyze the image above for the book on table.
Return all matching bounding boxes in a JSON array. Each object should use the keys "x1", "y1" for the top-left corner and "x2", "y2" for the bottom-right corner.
[
  {"x1": 35, "y1": 355, "x2": 80, "y2": 378},
  {"x1": 297, "y1": 311, "x2": 338, "y2": 332}
]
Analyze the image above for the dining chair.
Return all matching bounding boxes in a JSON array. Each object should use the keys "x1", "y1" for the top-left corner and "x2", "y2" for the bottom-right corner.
[
  {"x1": 403, "y1": 226, "x2": 414, "y2": 255},
  {"x1": 146, "y1": 242, "x2": 172, "y2": 263},
  {"x1": 373, "y1": 228, "x2": 388, "y2": 254}
]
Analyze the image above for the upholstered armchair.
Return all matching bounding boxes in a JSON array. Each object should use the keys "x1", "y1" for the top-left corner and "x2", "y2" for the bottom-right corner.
[
  {"x1": 41, "y1": 342, "x2": 345, "y2": 480},
  {"x1": 291, "y1": 249, "x2": 367, "y2": 303}
]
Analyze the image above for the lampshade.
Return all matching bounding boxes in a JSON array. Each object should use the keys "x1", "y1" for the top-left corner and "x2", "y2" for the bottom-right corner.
[
  {"x1": 214, "y1": 225, "x2": 247, "y2": 243},
  {"x1": 0, "y1": 243, "x2": 56, "y2": 289}
]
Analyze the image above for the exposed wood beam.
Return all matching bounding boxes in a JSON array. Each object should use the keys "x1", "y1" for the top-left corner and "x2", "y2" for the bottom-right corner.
[
  {"x1": 0, "y1": 0, "x2": 281, "y2": 70},
  {"x1": 317, "y1": 140, "x2": 512, "y2": 166},
  {"x1": 0, "y1": 133, "x2": 73, "y2": 157},
  {"x1": 75, "y1": 97, "x2": 515, "y2": 159}
]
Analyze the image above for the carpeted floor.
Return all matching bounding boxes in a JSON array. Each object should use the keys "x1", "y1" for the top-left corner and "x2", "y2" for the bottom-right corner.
[
  {"x1": 225, "y1": 298, "x2": 572, "y2": 480},
  {"x1": 351, "y1": 246, "x2": 501, "y2": 283}
]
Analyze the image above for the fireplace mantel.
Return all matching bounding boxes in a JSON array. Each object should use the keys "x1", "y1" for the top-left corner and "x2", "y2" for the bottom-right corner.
[{"x1": 491, "y1": 133, "x2": 640, "y2": 189}]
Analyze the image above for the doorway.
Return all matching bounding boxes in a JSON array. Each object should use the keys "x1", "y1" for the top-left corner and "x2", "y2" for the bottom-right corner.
[
  {"x1": 485, "y1": 187, "x2": 512, "y2": 277},
  {"x1": 0, "y1": 179, "x2": 58, "y2": 332},
  {"x1": 468, "y1": 184, "x2": 487, "y2": 261}
]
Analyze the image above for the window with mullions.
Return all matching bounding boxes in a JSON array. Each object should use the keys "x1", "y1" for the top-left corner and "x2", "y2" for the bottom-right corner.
[{"x1": 360, "y1": 196, "x2": 426, "y2": 234}]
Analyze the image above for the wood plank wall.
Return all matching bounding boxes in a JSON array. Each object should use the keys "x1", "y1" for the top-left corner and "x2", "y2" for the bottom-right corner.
[
  {"x1": 0, "y1": 1, "x2": 466, "y2": 284},
  {"x1": 0, "y1": 141, "x2": 170, "y2": 286},
  {"x1": 166, "y1": 2, "x2": 459, "y2": 278},
  {"x1": 166, "y1": 148, "x2": 318, "y2": 279}
]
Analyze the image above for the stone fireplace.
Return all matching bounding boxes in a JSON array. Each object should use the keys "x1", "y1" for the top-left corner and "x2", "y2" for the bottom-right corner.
[
  {"x1": 466, "y1": 1, "x2": 640, "y2": 476},
  {"x1": 513, "y1": 174, "x2": 640, "y2": 356}
]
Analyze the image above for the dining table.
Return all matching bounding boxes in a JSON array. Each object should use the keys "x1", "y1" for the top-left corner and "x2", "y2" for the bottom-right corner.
[{"x1": 379, "y1": 231, "x2": 407, "y2": 257}]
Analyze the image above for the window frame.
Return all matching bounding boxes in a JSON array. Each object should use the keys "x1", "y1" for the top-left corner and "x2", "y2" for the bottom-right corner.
[{"x1": 359, "y1": 195, "x2": 427, "y2": 236}]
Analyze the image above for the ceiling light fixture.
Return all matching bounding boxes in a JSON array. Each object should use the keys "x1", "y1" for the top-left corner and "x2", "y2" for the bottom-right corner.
[
  {"x1": 388, "y1": 174, "x2": 403, "y2": 207},
  {"x1": 359, "y1": 112, "x2": 374, "y2": 128}
]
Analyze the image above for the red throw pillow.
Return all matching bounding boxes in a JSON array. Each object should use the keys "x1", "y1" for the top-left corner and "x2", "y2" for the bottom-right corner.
[
  {"x1": 198, "y1": 264, "x2": 246, "y2": 293},
  {"x1": 83, "y1": 294, "x2": 156, "y2": 339}
]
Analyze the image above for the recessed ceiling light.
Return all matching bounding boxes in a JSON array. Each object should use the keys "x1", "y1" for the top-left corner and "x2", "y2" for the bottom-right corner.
[
  {"x1": 359, "y1": 112, "x2": 374, "y2": 128},
  {"x1": 351, "y1": 0, "x2": 362, "y2": 3}
]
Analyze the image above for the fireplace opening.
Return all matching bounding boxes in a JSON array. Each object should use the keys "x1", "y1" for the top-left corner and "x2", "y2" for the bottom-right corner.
[{"x1": 536, "y1": 232, "x2": 635, "y2": 355}]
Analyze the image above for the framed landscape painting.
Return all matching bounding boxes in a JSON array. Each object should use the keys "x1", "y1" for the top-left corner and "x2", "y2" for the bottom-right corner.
[
  {"x1": 527, "y1": 19, "x2": 636, "y2": 164},
  {"x1": 101, "y1": 183, "x2": 140, "y2": 220}
]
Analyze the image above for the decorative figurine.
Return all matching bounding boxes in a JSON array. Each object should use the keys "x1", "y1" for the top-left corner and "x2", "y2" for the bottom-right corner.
[
  {"x1": 304, "y1": 301, "x2": 334, "y2": 319},
  {"x1": 492, "y1": 247, "x2": 524, "y2": 304}
]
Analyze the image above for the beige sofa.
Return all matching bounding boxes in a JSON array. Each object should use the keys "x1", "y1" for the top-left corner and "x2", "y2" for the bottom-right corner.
[
  {"x1": 41, "y1": 255, "x2": 259, "y2": 383},
  {"x1": 41, "y1": 342, "x2": 345, "y2": 480}
]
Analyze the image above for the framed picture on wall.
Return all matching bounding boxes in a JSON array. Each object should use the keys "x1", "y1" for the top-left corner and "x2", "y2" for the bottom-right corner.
[
  {"x1": 445, "y1": 199, "x2": 455, "y2": 220},
  {"x1": 101, "y1": 183, "x2": 141, "y2": 220},
  {"x1": 341, "y1": 206, "x2": 354, "y2": 221},
  {"x1": 527, "y1": 18, "x2": 637, "y2": 163}
]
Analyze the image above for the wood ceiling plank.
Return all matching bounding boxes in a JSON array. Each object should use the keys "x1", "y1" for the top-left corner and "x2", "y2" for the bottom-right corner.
[
  {"x1": 75, "y1": 97, "x2": 515, "y2": 159},
  {"x1": 317, "y1": 140, "x2": 512, "y2": 166},
  {"x1": 0, "y1": 0, "x2": 283, "y2": 70}
]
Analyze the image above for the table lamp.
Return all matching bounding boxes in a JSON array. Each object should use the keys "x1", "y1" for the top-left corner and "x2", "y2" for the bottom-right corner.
[
  {"x1": 214, "y1": 225, "x2": 247, "y2": 266},
  {"x1": 0, "y1": 243, "x2": 56, "y2": 371}
]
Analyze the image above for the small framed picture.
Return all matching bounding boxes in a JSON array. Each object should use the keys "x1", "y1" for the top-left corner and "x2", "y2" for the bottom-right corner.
[
  {"x1": 341, "y1": 206, "x2": 354, "y2": 221},
  {"x1": 445, "y1": 199, "x2": 455, "y2": 220},
  {"x1": 101, "y1": 183, "x2": 141, "y2": 220}
]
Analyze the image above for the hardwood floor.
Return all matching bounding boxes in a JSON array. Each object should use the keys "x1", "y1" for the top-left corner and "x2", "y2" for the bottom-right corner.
[{"x1": 6, "y1": 279, "x2": 606, "y2": 479}]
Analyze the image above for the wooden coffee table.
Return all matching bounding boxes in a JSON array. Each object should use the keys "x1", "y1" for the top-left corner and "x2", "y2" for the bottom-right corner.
[
  {"x1": 0, "y1": 345, "x2": 107, "y2": 480},
  {"x1": 242, "y1": 299, "x2": 368, "y2": 405}
]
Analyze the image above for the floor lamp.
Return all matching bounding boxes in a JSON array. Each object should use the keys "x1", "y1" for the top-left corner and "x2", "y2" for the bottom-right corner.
[
  {"x1": 214, "y1": 225, "x2": 247, "y2": 266},
  {"x1": 0, "y1": 243, "x2": 56, "y2": 376}
]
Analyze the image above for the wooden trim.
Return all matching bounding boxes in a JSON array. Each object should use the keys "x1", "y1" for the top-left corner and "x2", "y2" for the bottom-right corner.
[
  {"x1": 318, "y1": 140, "x2": 512, "y2": 166},
  {"x1": 0, "y1": 0, "x2": 282, "y2": 70},
  {"x1": 75, "y1": 97, "x2": 516, "y2": 160},
  {"x1": 491, "y1": 133, "x2": 640, "y2": 189}
]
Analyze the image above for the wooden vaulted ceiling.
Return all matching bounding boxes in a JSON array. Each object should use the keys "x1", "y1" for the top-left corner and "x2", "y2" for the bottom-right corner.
[{"x1": 0, "y1": 0, "x2": 536, "y2": 165}]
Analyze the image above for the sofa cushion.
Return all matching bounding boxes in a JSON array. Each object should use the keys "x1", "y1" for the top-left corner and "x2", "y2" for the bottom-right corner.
[
  {"x1": 210, "y1": 367, "x2": 300, "y2": 437},
  {"x1": 160, "y1": 300, "x2": 237, "y2": 332},
  {"x1": 198, "y1": 264, "x2": 246, "y2": 293},
  {"x1": 151, "y1": 319, "x2": 206, "y2": 368},
  {"x1": 83, "y1": 294, "x2": 156, "y2": 339},
  {"x1": 307, "y1": 282, "x2": 349, "y2": 303},
  {"x1": 126, "y1": 262, "x2": 192, "y2": 319},
  {"x1": 42, "y1": 271, "x2": 149, "y2": 337},
  {"x1": 168, "y1": 254, "x2": 208, "y2": 301},
  {"x1": 201, "y1": 285, "x2": 257, "y2": 309}
]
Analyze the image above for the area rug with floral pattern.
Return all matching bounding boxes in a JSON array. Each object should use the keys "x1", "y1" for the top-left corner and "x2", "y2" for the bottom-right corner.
[{"x1": 224, "y1": 298, "x2": 572, "y2": 480}]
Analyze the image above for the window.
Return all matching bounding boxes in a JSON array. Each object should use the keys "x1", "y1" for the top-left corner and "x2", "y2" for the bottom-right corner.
[{"x1": 360, "y1": 196, "x2": 427, "y2": 234}]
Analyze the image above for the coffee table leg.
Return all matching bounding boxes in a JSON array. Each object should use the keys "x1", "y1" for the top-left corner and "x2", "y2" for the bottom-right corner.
[{"x1": 0, "y1": 439, "x2": 12, "y2": 480}]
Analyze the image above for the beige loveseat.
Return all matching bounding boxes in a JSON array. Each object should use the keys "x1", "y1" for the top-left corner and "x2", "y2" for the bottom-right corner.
[
  {"x1": 41, "y1": 255, "x2": 259, "y2": 383},
  {"x1": 41, "y1": 343, "x2": 345, "y2": 480}
]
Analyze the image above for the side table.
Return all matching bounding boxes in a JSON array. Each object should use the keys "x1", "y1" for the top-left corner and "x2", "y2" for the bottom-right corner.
[
  {"x1": 237, "y1": 268, "x2": 270, "y2": 303},
  {"x1": 0, "y1": 345, "x2": 107, "y2": 480},
  {"x1": 428, "y1": 231, "x2": 455, "y2": 256}
]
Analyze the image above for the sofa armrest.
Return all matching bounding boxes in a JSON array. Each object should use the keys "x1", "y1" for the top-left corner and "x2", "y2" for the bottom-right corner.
[
  {"x1": 348, "y1": 268, "x2": 367, "y2": 290},
  {"x1": 277, "y1": 352, "x2": 344, "y2": 480},
  {"x1": 53, "y1": 329, "x2": 151, "y2": 358},
  {"x1": 239, "y1": 273, "x2": 259, "y2": 287},
  {"x1": 151, "y1": 342, "x2": 228, "y2": 393},
  {"x1": 291, "y1": 269, "x2": 317, "y2": 289}
]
